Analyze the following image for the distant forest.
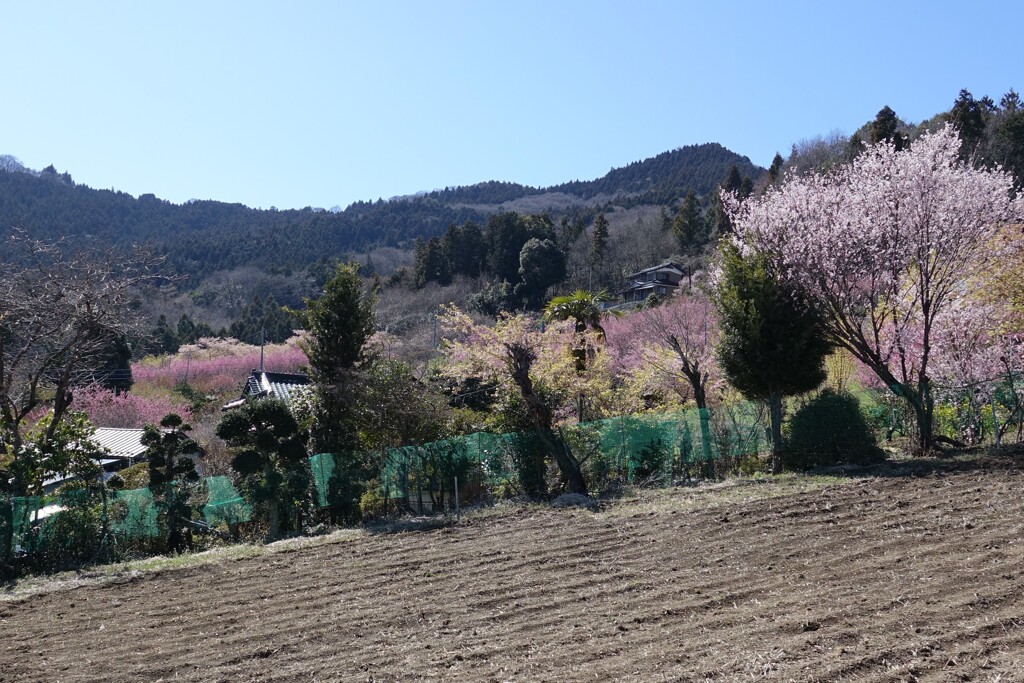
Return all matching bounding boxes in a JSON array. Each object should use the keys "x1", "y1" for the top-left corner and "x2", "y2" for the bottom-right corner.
[{"x1": 0, "y1": 143, "x2": 762, "y2": 281}]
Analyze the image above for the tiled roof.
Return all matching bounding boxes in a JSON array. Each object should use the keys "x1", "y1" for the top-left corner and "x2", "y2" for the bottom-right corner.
[
  {"x1": 626, "y1": 261, "x2": 685, "y2": 278},
  {"x1": 244, "y1": 371, "x2": 311, "y2": 406}
]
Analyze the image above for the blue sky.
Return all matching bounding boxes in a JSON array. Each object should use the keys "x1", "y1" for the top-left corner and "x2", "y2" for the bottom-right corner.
[{"x1": 2, "y1": 1, "x2": 1021, "y2": 210}]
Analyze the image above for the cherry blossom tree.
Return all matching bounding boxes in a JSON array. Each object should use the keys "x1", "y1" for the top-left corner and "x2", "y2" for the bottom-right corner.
[{"x1": 725, "y1": 125, "x2": 1022, "y2": 451}]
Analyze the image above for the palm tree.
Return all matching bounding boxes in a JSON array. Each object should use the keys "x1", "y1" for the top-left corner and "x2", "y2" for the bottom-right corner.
[{"x1": 543, "y1": 289, "x2": 612, "y2": 338}]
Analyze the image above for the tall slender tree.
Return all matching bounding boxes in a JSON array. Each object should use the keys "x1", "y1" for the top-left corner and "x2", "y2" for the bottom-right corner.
[{"x1": 713, "y1": 244, "x2": 832, "y2": 472}]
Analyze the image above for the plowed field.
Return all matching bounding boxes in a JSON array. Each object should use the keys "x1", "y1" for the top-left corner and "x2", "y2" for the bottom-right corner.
[{"x1": 3, "y1": 454, "x2": 1024, "y2": 682}]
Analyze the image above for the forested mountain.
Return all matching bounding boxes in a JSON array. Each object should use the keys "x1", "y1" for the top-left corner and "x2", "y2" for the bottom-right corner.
[{"x1": 0, "y1": 143, "x2": 762, "y2": 280}]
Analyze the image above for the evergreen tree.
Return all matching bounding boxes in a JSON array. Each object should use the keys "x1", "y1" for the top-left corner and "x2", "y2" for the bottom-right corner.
[
  {"x1": 298, "y1": 263, "x2": 376, "y2": 522},
  {"x1": 951, "y1": 89, "x2": 987, "y2": 157},
  {"x1": 516, "y1": 238, "x2": 567, "y2": 310},
  {"x1": 144, "y1": 414, "x2": 199, "y2": 553},
  {"x1": 767, "y1": 153, "x2": 785, "y2": 184},
  {"x1": 216, "y1": 399, "x2": 309, "y2": 540},
  {"x1": 590, "y1": 213, "x2": 609, "y2": 266},
  {"x1": 712, "y1": 244, "x2": 831, "y2": 472},
  {"x1": 672, "y1": 190, "x2": 703, "y2": 255},
  {"x1": 869, "y1": 105, "x2": 906, "y2": 150}
]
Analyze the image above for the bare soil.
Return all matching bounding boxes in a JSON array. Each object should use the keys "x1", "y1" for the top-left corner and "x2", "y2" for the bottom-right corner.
[{"x1": 3, "y1": 453, "x2": 1024, "y2": 682}]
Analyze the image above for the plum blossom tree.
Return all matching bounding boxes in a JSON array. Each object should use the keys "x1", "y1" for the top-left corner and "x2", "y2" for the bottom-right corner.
[
  {"x1": 605, "y1": 294, "x2": 721, "y2": 460},
  {"x1": 725, "y1": 125, "x2": 1022, "y2": 451},
  {"x1": 439, "y1": 306, "x2": 614, "y2": 494}
]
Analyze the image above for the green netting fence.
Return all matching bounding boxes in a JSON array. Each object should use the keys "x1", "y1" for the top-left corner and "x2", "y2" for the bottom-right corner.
[
  {"x1": 310, "y1": 403, "x2": 767, "y2": 510},
  {"x1": 2, "y1": 476, "x2": 251, "y2": 562},
  {"x1": 3, "y1": 403, "x2": 767, "y2": 559}
]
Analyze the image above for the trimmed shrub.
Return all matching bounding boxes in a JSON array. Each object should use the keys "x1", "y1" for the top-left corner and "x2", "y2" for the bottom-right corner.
[{"x1": 783, "y1": 389, "x2": 885, "y2": 470}]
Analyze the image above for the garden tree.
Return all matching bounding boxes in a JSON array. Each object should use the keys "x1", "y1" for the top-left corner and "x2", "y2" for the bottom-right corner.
[
  {"x1": 143, "y1": 413, "x2": 199, "y2": 553},
  {"x1": 712, "y1": 244, "x2": 832, "y2": 472},
  {"x1": 672, "y1": 190, "x2": 704, "y2": 256},
  {"x1": 544, "y1": 289, "x2": 610, "y2": 372},
  {"x1": 590, "y1": 213, "x2": 609, "y2": 267},
  {"x1": 516, "y1": 238, "x2": 566, "y2": 309},
  {"x1": 869, "y1": 105, "x2": 906, "y2": 150},
  {"x1": 216, "y1": 398, "x2": 309, "y2": 540},
  {"x1": 544, "y1": 289, "x2": 612, "y2": 420},
  {"x1": 0, "y1": 232, "x2": 160, "y2": 496},
  {"x1": 614, "y1": 294, "x2": 720, "y2": 460},
  {"x1": 724, "y1": 125, "x2": 1022, "y2": 452},
  {"x1": 0, "y1": 410, "x2": 107, "y2": 569},
  {"x1": 296, "y1": 262, "x2": 376, "y2": 521},
  {"x1": 440, "y1": 307, "x2": 616, "y2": 494},
  {"x1": 1, "y1": 411, "x2": 107, "y2": 498}
]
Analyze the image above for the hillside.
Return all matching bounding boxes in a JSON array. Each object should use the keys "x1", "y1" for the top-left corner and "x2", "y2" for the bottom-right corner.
[
  {"x1": 0, "y1": 144, "x2": 763, "y2": 281},
  {"x1": 3, "y1": 452, "x2": 1024, "y2": 681}
]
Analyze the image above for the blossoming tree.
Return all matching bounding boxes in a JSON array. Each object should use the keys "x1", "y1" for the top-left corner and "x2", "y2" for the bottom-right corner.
[{"x1": 725, "y1": 125, "x2": 1022, "y2": 451}]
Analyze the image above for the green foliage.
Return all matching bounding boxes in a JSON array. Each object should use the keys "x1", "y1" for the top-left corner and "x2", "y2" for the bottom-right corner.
[
  {"x1": 144, "y1": 413, "x2": 200, "y2": 553},
  {"x1": 783, "y1": 390, "x2": 886, "y2": 470},
  {"x1": 713, "y1": 243, "x2": 831, "y2": 468},
  {"x1": 869, "y1": 105, "x2": 907, "y2": 150},
  {"x1": 713, "y1": 244, "x2": 831, "y2": 402},
  {"x1": 672, "y1": 190, "x2": 704, "y2": 255},
  {"x1": 590, "y1": 213, "x2": 609, "y2": 265},
  {"x1": 516, "y1": 238, "x2": 567, "y2": 309},
  {"x1": 413, "y1": 236, "x2": 452, "y2": 288},
  {"x1": 301, "y1": 262, "x2": 375, "y2": 384},
  {"x1": 3, "y1": 411, "x2": 105, "y2": 497},
  {"x1": 629, "y1": 438, "x2": 670, "y2": 485},
  {"x1": 358, "y1": 480, "x2": 388, "y2": 520},
  {"x1": 227, "y1": 294, "x2": 296, "y2": 344},
  {"x1": 216, "y1": 398, "x2": 310, "y2": 540}
]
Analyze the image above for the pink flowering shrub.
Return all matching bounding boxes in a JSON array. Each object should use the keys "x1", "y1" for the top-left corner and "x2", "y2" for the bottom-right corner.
[
  {"x1": 133, "y1": 336, "x2": 308, "y2": 396},
  {"x1": 73, "y1": 385, "x2": 192, "y2": 428}
]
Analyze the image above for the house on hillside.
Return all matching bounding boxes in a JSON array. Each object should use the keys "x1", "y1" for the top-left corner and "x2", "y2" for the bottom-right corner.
[
  {"x1": 619, "y1": 261, "x2": 686, "y2": 304},
  {"x1": 42, "y1": 427, "x2": 149, "y2": 493},
  {"x1": 221, "y1": 370, "x2": 310, "y2": 411}
]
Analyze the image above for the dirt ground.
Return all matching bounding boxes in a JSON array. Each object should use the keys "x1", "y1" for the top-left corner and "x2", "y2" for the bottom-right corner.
[{"x1": 2, "y1": 454, "x2": 1024, "y2": 682}]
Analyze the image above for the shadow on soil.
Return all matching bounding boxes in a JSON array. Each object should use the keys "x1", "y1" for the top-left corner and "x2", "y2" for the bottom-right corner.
[{"x1": 810, "y1": 442, "x2": 1024, "y2": 480}]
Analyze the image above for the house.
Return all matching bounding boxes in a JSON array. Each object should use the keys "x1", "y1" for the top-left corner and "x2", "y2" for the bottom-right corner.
[
  {"x1": 221, "y1": 370, "x2": 311, "y2": 411},
  {"x1": 42, "y1": 427, "x2": 148, "y2": 493},
  {"x1": 619, "y1": 261, "x2": 686, "y2": 304}
]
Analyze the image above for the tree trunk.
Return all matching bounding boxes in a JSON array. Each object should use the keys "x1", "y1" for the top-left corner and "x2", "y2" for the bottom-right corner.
[
  {"x1": 505, "y1": 343, "x2": 588, "y2": 495},
  {"x1": 265, "y1": 462, "x2": 280, "y2": 541},
  {"x1": 912, "y1": 382, "x2": 935, "y2": 454},
  {"x1": 768, "y1": 392, "x2": 784, "y2": 474}
]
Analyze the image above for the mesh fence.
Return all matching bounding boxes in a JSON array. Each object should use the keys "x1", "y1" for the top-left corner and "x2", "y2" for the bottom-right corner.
[
  {"x1": 203, "y1": 476, "x2": 251, "y2": 526},
  {"x1": 310, "y1": 403, "x2": 767, "y2": 507},
  {"x1": 4, "y1": 403, "x2": 767, "y2": 560}
]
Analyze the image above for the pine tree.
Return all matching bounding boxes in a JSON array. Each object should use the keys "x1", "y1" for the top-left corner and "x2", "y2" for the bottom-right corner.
[
  {"x1": 590, "y1": 213, "x2": 609, "y2": 266},
  {"x1": 671, "y1": 191, "x2": 703, "y2": 255}
]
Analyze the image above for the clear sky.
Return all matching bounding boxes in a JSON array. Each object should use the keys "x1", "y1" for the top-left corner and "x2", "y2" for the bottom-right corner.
[{"x1": 2, "y1": 1, "x2": 1021, "y2": 211}]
